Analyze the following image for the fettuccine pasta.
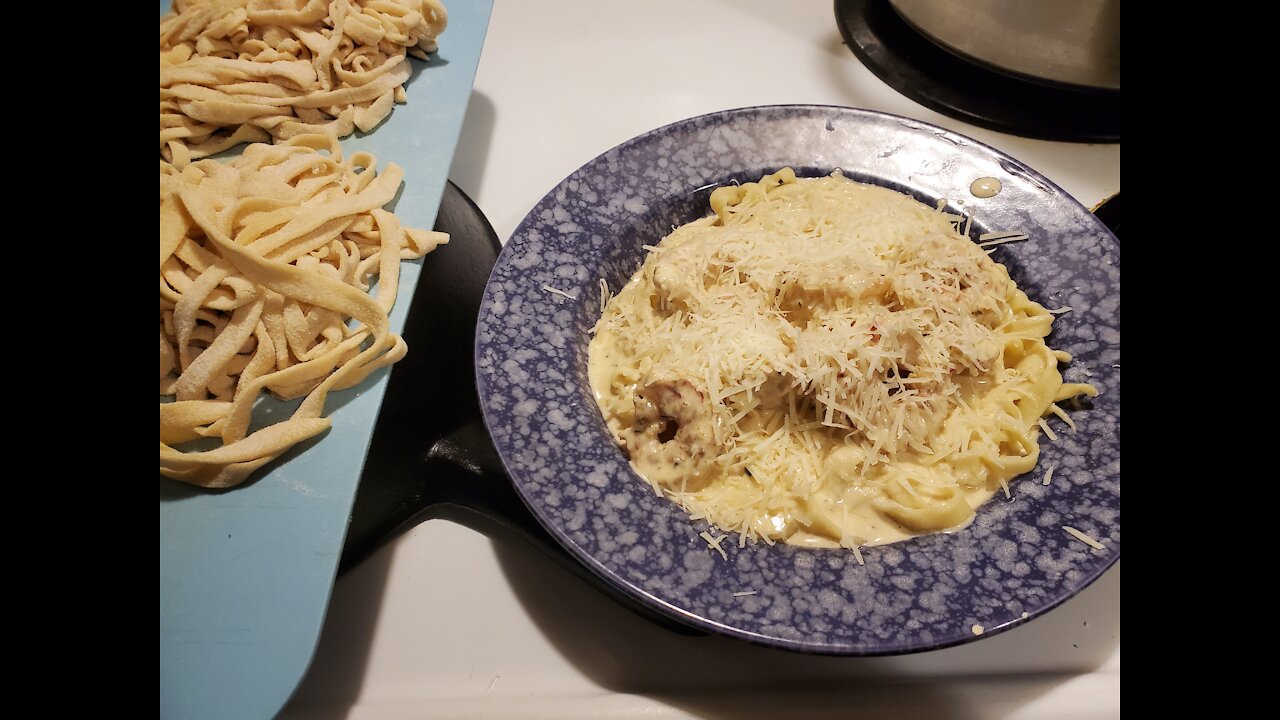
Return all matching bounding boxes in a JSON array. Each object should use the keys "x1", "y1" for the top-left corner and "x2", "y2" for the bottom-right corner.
[
  {"x1": 159, "y1": 134, "x2": 447, "y2": 488},
  {"x1": 160, "y1": 0, "x2": 448, "y2": 167},
  {"x1": 589, "y1": 169, "x2": 1097, "y2": 550}
]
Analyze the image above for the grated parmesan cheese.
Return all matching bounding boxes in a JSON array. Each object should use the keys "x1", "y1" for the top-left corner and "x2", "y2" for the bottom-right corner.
[
  {"x1": 541, "y1": 284, "x2": 577, "y2": 300},
  {"x1": 978, "y1": 231, "x2": 1027, "y2": 242},
  {"x1": 1042, "y1": 464, "x2": 1055, "y2": 486},
  {"x1": 1063, "y1": 525, "x2": 1105, "y2": 550},
  {"x1": 588, "y1": 169, "x2": 1096, "y2": 553},
  {"x1": 1048, "y1": 403, "x2": 1077, "y2": 431},
  {"x1": 1037, "y1": 418, "x2": 1059, "y2": 441},
  {"x1": 598, "y1": 278, "x2": 611, "y2": 314},
  {"x1": 977, "y1": 232, "x2": 1029, "y2": 248},
  {"x1": 700, "y1": 531, "x2": 729, "y2": 560}
]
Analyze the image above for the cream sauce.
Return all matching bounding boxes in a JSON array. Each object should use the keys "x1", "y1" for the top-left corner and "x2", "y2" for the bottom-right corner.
[
  {"x1": 590, "y1": 316, "x2": 1000, "y2": 549},
  {"x1": 970, "y1": 177, "x2": 1002, "y2": 199},
  {"x1": 586, "y1": 170, "x2": 1088, "y2": 556}
]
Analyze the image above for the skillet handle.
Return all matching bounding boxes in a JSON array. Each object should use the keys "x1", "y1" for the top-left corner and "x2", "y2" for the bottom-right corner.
[
  {"x1": 338, "y1": 181, "x2": 700, "y2": 635},
  {"x1": 341, "y1": 399, "x2": 706, "y2": 636},
  {"x1": 386, "y1": 419, "x2": 704, "y2": 636}
]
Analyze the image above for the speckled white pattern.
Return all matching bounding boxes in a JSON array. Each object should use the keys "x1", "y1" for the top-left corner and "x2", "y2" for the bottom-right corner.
[{"x1": 475, "y1": 106, "x2": 1120, "y2": 654}]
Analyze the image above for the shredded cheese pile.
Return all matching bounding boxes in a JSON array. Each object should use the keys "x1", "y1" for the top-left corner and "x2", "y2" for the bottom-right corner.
[{"x1": 588, "y1": 169, "x2": 1096, "y2": 549}]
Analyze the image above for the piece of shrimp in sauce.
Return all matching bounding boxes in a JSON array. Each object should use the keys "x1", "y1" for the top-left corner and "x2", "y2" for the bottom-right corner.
[{"x1": 622, "y1": 380, "x2": 720, "y2": 492}]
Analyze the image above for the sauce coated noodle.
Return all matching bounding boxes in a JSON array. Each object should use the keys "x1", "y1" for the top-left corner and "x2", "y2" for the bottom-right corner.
[{"x1": 589, "y1": 169, "x2": 1096, "y2": 551}]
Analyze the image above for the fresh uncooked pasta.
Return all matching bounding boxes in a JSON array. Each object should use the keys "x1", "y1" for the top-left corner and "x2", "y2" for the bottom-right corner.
[
  {"x1": 160, "y1": 134, "x2": 448, "y2": 488},
  {"x1": 160, "y1": 0, "x2": 448, "y2": 167},
  {"x1": 588, "y1": 169, "x2": 1097, "y2": 551}
]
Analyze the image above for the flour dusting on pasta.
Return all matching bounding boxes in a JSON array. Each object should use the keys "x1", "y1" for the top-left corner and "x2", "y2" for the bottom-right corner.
[
  {"x1": 159, "y1": 0, "x2": 448, "y2": 167},
  {"x1": 159, "y1": 134, "x2": 448, "y2": 488}
]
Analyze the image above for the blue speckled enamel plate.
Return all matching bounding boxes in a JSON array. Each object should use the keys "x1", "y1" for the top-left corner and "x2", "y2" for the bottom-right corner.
[{"x1": 475, "y1": 106, "x2": 1120, "y2": 655}]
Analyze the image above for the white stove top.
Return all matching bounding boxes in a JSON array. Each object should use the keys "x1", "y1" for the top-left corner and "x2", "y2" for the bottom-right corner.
[{"x1": 285, "y1": 2, "x2": 1120, "y2": 717}]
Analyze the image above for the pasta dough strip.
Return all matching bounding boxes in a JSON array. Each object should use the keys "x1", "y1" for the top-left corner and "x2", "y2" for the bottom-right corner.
[
  {"x1": 159, "y1": 0, "x2": 449, "y2": 165},
  {"x1": 159, "y1": 135, "x2": 449, "y2": 488}
]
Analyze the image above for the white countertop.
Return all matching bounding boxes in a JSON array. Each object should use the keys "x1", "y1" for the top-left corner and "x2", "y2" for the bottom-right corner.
[{"x1": 285, "y1": 1, "x2": 1120, "y2": 717}]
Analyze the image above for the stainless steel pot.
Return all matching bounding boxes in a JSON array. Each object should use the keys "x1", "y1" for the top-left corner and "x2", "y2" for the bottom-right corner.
[{"x1": 888, "y1": 0, "x2": 1120, "y2": 91}]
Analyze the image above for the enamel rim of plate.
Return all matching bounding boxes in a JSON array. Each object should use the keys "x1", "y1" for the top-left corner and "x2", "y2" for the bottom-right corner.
[{"x1": 475, "y1": 105, "x2": 1120, "y2": 655}]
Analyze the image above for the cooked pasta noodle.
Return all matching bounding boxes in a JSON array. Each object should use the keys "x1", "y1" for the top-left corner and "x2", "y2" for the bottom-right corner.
[
  {"x1": 159, "y1": 134, "x2": 448, "y2": 488},
  {"x1": 588, "y1": 169, "x2": 1096, "y2": 549},
  {"x1": 159, "y1": 0, "x2": 448, "y2": 167}
]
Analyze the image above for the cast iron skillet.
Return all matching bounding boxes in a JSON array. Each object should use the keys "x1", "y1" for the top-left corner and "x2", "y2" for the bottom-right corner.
[
  {"x1": 348, "y1": 109, "x2": 1120, "y2": 654},
  {"x1": 342, "y1": 181, "x2": 697, "y2": 634}
]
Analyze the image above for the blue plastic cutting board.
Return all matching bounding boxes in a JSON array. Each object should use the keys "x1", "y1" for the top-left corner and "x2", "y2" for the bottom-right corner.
[{"x1": 159, "y1": 3, "x2": 493, "y2": 718}]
